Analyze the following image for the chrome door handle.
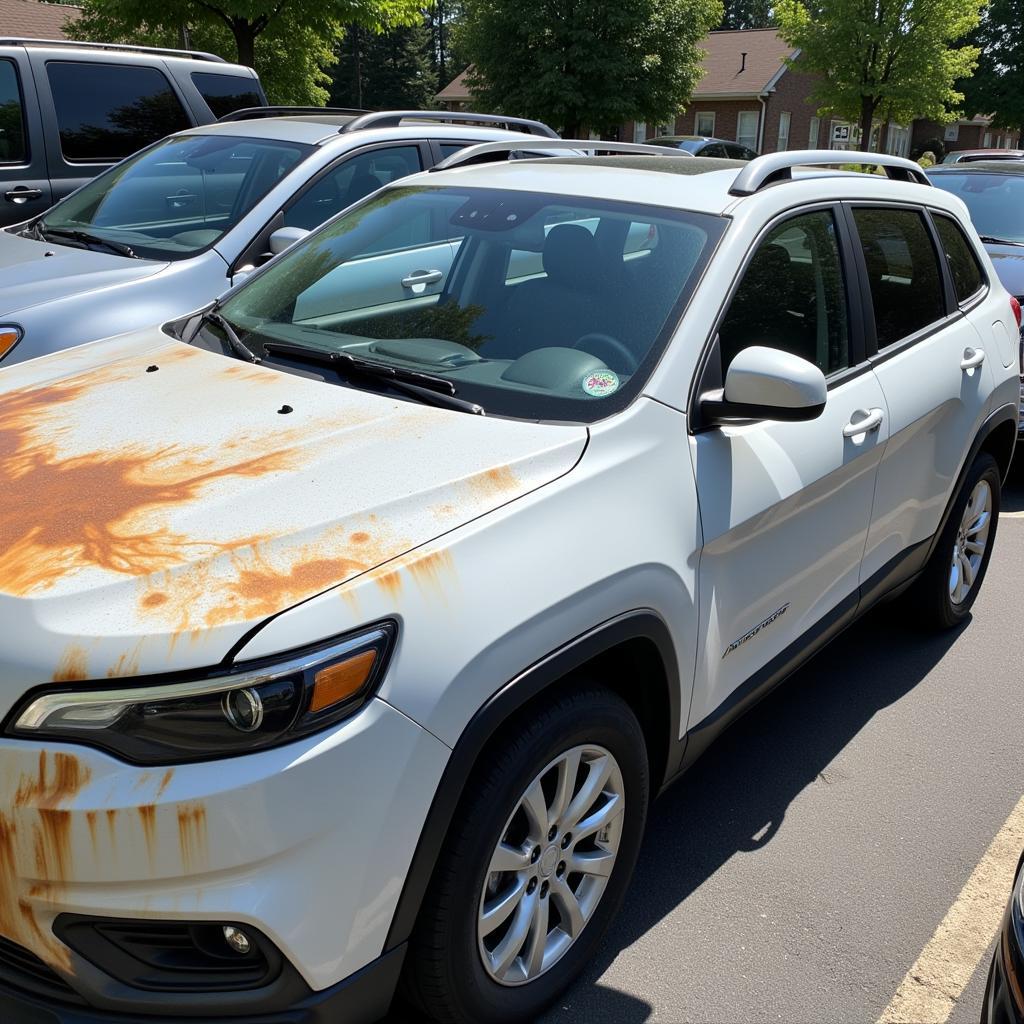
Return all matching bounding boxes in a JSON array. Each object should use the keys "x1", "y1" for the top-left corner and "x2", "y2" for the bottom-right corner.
[
  {"x1": 401, "y1": 269, "x2": 444, "y2": 289},
  {"x1": 960, "y1": 347, "x2": 986, "y2": 370},
  {"x1": 4, "y1": 187, "x2": 42, "y2": 203},
  {"x1": 842, "y1": 407, "x2": 884, "y2": 438}
]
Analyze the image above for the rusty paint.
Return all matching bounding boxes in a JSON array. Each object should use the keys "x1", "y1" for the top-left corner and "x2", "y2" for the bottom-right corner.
[
  {"x1": 349, "y1": 531, "x2": 370, "y2": 545},
  {"x1": 156, "y1": 770, "x2": 174, "y2": 799},
  {"x1": 84, "y1": 811, "x2": 98, "y2": 852},
  {"x1": 53, "y1": 644, "x2": 89, "y2": 682},
  {"x1": 105, "y1": 809, "x2": 118, "y2": 848},
  {"x1": 370, "y1": 546, "x2": 456, "y2": 601},
  {"x1": 15, "y1": 752, "x2": 90, "y2": 810},
  {"x1": 37, "y1": 809, "x2": 72, "y2": 881},
  {"x1": 107, "y1": 642, "x2": 143, "y2": 678},
  {"x1": 142, "y1": 591, "x2": 167, "y2": 608},
  {"x1": 137, "y1": 805, "x2": 157, "y2": 863},
  {"x1": 467, "y1": 465, "x2": 519, "y2": 499},
  {"x1": 176, "y1": 802, "x2": 208, "y2": 874}
]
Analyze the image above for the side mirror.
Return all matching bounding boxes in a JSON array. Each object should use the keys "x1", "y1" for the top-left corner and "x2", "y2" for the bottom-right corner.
[
  {"x1": 701, "y1": 345, "x2": 827, "y2": 424},
  {"x1": 268, "y1": 225, "x2": 310, "y2": 255}
]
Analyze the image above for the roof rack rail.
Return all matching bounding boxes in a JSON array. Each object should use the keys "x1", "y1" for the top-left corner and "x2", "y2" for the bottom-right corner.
[
  {"x1": 729, "y1": 150, "x2": 931, "y2": 196},
  {"x1": 340, "y1": 110, "x2": 559, "y2": 139},
  {"x1": 218, "y1": 105, "x2": 370, "y2": 123},
  {"x1": 0, "y1": 37, "x2": 227, "y2": 63},
  {"x1": 430, "y1": 138, "x2": 693, "y2": 171}
]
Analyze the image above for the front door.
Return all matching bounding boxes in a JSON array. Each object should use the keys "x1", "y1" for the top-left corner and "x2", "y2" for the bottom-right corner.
[
  {"x1": 0, "y1": 55, "x2": 52, "y2": 226},
  {"x1": 689, "y1": 206, "x2": 888, "y2": 731}
]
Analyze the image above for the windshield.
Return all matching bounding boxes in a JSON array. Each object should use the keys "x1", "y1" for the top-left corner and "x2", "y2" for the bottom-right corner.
[
  {"x1": 216, "y1": 184, "x2": 723, "y2": 422},
  {"x1": 37, "y1": 134, "x2": 312, "y2": 260},
  {"x1": 930, "y1": 172, "x2": 1024, "y2": 244}
]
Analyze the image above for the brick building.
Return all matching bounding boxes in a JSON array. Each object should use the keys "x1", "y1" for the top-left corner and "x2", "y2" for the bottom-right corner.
[{"x1": 911, "y1": 115, "x2": 1020, "y2": 157}]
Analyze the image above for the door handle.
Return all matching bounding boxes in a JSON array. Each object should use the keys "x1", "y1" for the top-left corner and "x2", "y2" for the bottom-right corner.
[
  {"x1": 842, "y1": 407, "x2": 884, "y2": 438},
  {"x1": 960, "y1": 347, "x2": 986, "y2": 371},
  {"x1": 401, "y1": 269, "x2": 444, "y2": 289},
  {"x1": 4, "y1": 187, "x2": 43, "y2": 203}
]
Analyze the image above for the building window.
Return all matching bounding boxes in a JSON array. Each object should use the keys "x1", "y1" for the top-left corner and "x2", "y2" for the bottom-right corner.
[
  {"x1": 737, "y1": 110, "x2": 759, "y2": 151},
  {"x1": 633, "y1": 122, "x2": 647, "y2": 143},
  {"x1": 696, "y1": 111, "x2": 715, "y2": 137},
  {"x1": 777, "y1": 111, "x2": 791, "y2": 151},
  {"x1": 983, "y1": 132, "x2": 992, "y2": 147},
  {"x1": 944, "y1": 124, "x2": 960, "y2": 142},
  {"x1": 808, "y1": 116, "x2": 820, "y2": 148}
]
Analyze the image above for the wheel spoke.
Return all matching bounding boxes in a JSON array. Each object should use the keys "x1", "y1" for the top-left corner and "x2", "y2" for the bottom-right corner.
[
  {"x1": 480, "y1": 877, "x2": 527, "y2": 939},
  {"x1": 523, "y1": 892, "x2": 550, "y2": 978},
  {"x1": 549, "y1": 748, "x2": 582, "y2": 826},
  {"x1": 521, "y1": 779, "x2": 550, "y2": 842},
  {"x1": 562, "y1": 754, "x2": 613, "y2": 831},
  {"x1": 573, "y1": 792, "x2": 624, "y2": 842},
  {"x1": 489, "y1": 842, "x2": 531, "y2": 874},
  {"x1": 568, "y1": 847, "x2": 616, "y2": 878},
  {"x1": 965, "y1": 539, "x2": 985, "y2": 556},
  {"x1": 550, "y1": 878, "x2": 586, "y2": 938},
  {"x1": 966, "y1": 509, "x2": 990, "y2": 536},
  {"x1": 960, "y1": 553, "x2": 975, "y2": 588},
  {"x1": 489, "y1": 891, "x2": 536, "y2": 977}
]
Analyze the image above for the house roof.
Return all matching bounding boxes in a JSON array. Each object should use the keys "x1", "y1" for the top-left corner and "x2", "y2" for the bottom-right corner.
[
  {"x1": 694, "y1": 29, "x2": 797, "y2": 98},
  {"x1": 0, "y1": 0, "x2": 81, "y2": 39},
  {"x1": 436, "y1": 66, "x2": 473, "y2": 103}
]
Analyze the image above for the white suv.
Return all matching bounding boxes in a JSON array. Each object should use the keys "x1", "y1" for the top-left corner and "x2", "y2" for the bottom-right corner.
[{"x1": 0, "y1": 144, "x2": 1017, "y2": 1024}]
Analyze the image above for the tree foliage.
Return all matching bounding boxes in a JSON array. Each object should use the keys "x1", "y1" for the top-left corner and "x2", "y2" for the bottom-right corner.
[
  {"x1": 960, "y1": 0, "x2": 1024, "y2": 130},
  {"x1": 719, "y1": 0, "x2": 774, "y2": 29},
  {"x1": 330, "y1": 19, "x2": 436, "y2": 110},
  {"x1": 70, "y1": 0, "x2": 421, "y2": 105},
  {"x1": 456, "y1": 0, "x2": 724, "y2": 137},
  {"x1": 777, "y1": 0, "x2": 983, "y2": 148}
]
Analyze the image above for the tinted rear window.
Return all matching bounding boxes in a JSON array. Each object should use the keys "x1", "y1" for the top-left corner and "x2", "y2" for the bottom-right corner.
[
  {"x1": 191, "y1": 72, "x2": 264, "y2": 118},
  {"x1": 0, "y1": 59, "x2": 26, "y2": 163},
  {"x1": 47, "y1": 61, "x2": 191, "y2": 163},
  {"x1": 933, "y1": 214, "x2": 985, "y2": 303}
]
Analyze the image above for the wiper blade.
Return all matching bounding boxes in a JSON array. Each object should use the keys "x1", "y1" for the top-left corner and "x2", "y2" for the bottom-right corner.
[
  {"x1": 979, "y1": 235, "x2": 1024, "y2": 247},
  {"x1": 40, "y1": 227, "x2": 137, "y2": 258},
  {"x1": 203, "y1": 311, "x2": 261, "y2": 363},
  {"x1": 263, "y1": 340, "x2": 485, "y2": 415}
]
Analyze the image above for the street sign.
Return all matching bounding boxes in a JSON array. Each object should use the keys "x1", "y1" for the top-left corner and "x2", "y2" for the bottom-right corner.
[{"x1": 831, "y1": 124, "x2": 851, "y2": 143}]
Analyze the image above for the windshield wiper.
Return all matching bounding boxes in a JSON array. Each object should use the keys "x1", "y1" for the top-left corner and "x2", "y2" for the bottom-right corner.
[
  {"x1": 202, "y1": 311, "x2": 261, "y2": 363},
  {"x1": 39, "y1": 227, "x2": 137, "y2": 258},
  {"x1": 979, "y1": 235, "x2": 1024, "y2": 248},
  {"x1": 262, "y1": 339, "x2": 485, "y2": 415}
]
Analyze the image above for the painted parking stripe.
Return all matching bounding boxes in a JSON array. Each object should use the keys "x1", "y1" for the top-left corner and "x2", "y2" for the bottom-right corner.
[{"x1": 878, "y1": 794, "x2": 1024, "y2": 1024}]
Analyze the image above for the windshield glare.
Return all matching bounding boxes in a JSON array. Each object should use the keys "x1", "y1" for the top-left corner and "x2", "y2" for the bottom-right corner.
[
  {"x1": 930, "y1": 172, "x2": 1024, "y2": 244},
  {"x1": 40, "y1": 134, "x2": 311, "y2": 260},
  {"x1": 218, "y1": 184, "x2": 722, "y2": 421}
]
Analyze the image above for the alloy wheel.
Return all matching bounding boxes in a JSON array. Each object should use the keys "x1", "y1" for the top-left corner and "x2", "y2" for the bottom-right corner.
[{"x1": 949, "y1": 478, "x2": 992, "y2": 605}]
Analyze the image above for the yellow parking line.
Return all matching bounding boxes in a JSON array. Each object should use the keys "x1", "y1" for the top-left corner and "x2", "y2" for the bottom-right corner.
[{"x1": 878, "y1": 794, "x2": 1024, "y2": 1024}]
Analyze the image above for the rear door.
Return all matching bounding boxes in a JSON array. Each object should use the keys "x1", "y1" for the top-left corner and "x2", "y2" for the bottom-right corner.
[
  {"x1": 850, "y1": 204, "x2": 995, "y2": 586},
  {"x1": 0, "y1": 51, "x2": 51, "y2": 225}
]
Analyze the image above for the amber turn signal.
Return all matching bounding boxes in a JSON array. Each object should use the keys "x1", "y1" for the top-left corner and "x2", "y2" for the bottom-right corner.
[
  {"x1": 0, "y1": 327, "x2": 21, "y2": 361},
  {"x1": 310, "y1": 650, "x2": 378, "y2": 713}
]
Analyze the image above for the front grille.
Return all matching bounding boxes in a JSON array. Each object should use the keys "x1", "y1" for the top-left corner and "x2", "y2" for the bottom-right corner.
[{"x1": 0, "y1": 932, "x2": 86, "y2": 1005}]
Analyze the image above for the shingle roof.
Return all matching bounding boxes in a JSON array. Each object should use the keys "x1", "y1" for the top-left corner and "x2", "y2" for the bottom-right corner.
[
  {"x1": 436, "y1": 66, "x2": 473, "y2": 103},
  {"x1": 0, "y1": 0, "x2": 81, "y2": 39},
  {"x1": 693, "y1": 29, "x2": 796, "y2": 98}
]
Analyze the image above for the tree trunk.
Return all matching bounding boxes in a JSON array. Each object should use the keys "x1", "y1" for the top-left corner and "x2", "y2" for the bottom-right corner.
[
  {"x1": 859, "y1": 96, "x2": 876, "y2": 153},
  {"x1": 232, "y1": 22, "x2": 257, "y2": 69}
]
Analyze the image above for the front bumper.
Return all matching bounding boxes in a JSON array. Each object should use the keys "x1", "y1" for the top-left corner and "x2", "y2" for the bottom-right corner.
[{"x1": 0, "y1": 698, "x2": 448, "y2": 1020}]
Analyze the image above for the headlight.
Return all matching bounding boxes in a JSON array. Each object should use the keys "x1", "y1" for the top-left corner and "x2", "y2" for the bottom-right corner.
[
  {"x1": 0, "y1": 325, "x2": 21, "y2": 361},
  {"x1": 4, "y1": 623, "x2": 395, "y2": 765}
]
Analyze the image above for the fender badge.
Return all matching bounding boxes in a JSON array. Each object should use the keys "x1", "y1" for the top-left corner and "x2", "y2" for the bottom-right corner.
[
  {"x1": 581, "y1": 369, "x2": 620, "y2": 397},
  {"x1": 722, "y1": 603, "x2": 789, "y2": 659}
]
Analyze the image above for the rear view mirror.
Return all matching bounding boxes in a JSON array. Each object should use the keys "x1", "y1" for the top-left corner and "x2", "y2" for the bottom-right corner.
[
  {"x1": 701, "y1": 345, "x2": 827, "y2": 424},
  {"x1": 268, "y1": 226, "x2": 310, "y2": 255}
]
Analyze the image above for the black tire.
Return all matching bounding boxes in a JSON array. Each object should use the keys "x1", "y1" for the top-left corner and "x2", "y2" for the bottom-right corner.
[
  {"x1": 908, "y1": 451, "x2": 1001, "y2": 629},
  {"x1": 403, "y1": 687, "x2": 650, "y2": 1024}
]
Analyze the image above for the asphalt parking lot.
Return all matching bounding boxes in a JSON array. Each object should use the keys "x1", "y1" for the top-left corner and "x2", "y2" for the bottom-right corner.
[{"x1": 390, "y1": 470, "x2": 1024, "y2": 1024}]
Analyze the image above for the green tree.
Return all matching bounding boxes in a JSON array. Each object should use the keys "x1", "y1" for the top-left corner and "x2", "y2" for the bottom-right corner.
[
  {"x1": 719, "y1": 0, "x2": 774, "y2": 29},
  {"x1": 425, "y1": 0, "x2": 469, "y2": 91},
  {"x1": 331, "y1": 19, "x2": 436, "y2": 109},
  {"x1": 456, "y1": 0, "x2": 724, "y2": 137},
  {"x1": 70, "y1": 0, "x2": 422, "y2": 105},
  {"x1": 960, "y1": 0, "x2": 1024, "y2": 132},
  {"x1": 776, "y1": 0, "x2": 983, "y2": 150}
]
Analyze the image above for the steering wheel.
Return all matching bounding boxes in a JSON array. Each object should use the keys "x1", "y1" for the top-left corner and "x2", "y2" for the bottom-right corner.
[{"x1": 572, "y1": 332, "x2": 638, "y2": 374}]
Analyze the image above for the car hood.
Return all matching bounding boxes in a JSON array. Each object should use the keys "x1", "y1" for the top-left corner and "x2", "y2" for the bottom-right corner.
[
  {"x1": 0, "y1": 231, "x2": 165, "y2": 315},
  {"x1": 0, "y1": 333, "x2": 586, "y2": 708},
  {"x1": 987, "y1": 244, "x2": 1024, "y2": 298}
]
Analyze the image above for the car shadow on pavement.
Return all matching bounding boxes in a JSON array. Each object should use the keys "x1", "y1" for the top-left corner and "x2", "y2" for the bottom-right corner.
[
  {"x1": 1001, "y1": 463, "x2": 1024, "y2": 512},
  {"x1": 537, "y1": 604, "x2": 968, "y2": 1022}
]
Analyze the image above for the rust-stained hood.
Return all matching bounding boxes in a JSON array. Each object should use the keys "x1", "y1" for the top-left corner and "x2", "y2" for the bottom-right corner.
[{"x1": 0, "y1": 334, "x2": 586, "y2": 707}]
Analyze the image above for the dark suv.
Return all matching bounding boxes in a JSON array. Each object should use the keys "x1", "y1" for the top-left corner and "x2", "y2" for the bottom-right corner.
[{"x1": 0, "y1": 37, "x2": 266, "y2": 225}]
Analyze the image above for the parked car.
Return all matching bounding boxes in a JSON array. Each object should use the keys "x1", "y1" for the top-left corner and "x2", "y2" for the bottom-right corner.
[
  {"x1": 646, "y1": 134, "x2": 758, "y2": 159},
  {"x1": 0, "y1": 37, "x2": 267, "y2": 226},
  {"x1": 928, "y1": 161, "x2": 1024, "y2": 431},
  {"x1": 941, "y1": 149, "x2": 1024, "y2": 164},
  {"x1": 0, "y1": 108, "x2": 558, "y2": 367},
  {"x1": 981, "y1": 851, "x2": 1024, "y2": 1024},
  {"x1": 0, "y1": 145, "x2": 1017, "y2": 1024}
]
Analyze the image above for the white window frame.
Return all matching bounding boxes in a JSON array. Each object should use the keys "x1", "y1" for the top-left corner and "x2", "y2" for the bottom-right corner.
[
  {"x1": 736, "y1": 111, "x2": 759, "y2": 151},
  {"x1": 808, "y1": 116, "x2": 820, "y2": 149},
  {"x1": 983, "y1": 131, "x2": 992, "y2": 148},
  {"x1": 695, "y1": 111, "x2": 715, "y2": 137},
  {"x1": 944, "y1": 124, "x2": 960, "y2": 142},
  {"x1": 633, "y1": 121, "x2": 647, "y2": 143},
  {"x1": 777, "y1": 111, "x2": 791, "y2": 151}
]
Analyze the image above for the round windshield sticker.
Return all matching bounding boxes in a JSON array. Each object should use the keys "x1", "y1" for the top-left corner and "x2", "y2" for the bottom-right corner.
[{"x1": 581, "y1": 369, "x2": 620, "y2": 397}]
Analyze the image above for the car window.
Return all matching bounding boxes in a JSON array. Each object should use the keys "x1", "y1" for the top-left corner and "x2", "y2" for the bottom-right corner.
[
  {"x1": 46, "y1": 61, "x2": 192, "y2": 163},
  {"x1": 933, "y1": 214, "x2": 985, "y2": 303},
  {"x1": 719, "y1": 210, "x2": 850, "y2": 376},
  {"x1": 191, "y1": 72, "x2": 264, "y2": 119},
  {"x1": 218, "y1": 185, "x2": 724, "y2": 422},
  {"x1": 0, "y1": 60, "x2": 27, "y2": 164},
  {"x1": 853, "y1": 208, "x2": 945, "y2": 348},
  {"x1": 929, "y1": 172, "x2": 1024, "y2": 245},
  {"x1": 725, "y1": 144, "x2": 756, "y2": 160},
  {"x1": 283, "y1": 145, "x2": 422, "y2": 231},
  {"x1": 700, "y1": 142, "x2": 728, "y2": 158},
  {"x1": 39, "y1": 133, "x2": 310, "y2": 259}
]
